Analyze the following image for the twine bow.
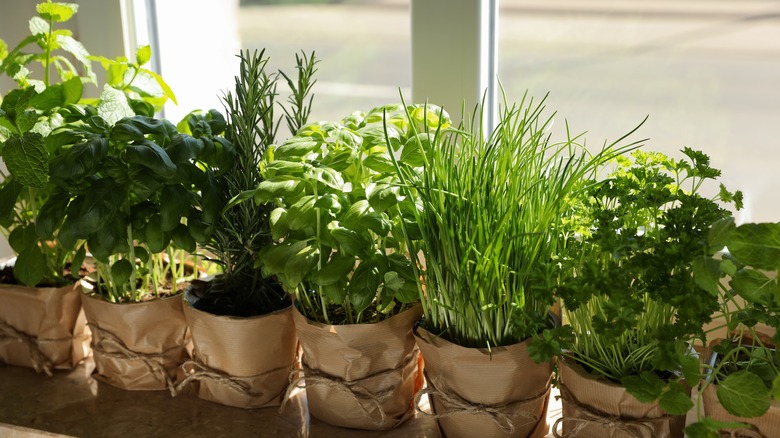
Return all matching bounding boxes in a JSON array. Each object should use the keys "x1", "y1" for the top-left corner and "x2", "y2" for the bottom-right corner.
[
  {"x1": 0, "y1": 320, "x2": 55, "y2": 376},
  {"x1": 415, "y1": 378, "x2": 548, "y2": 435},
  {"x1": 88, "y1": 323, "x2": 180, "y2": 396},
  {"x1": 552, "y1": 384, "x2": 672, "y2": 438},
  {"x1": 175, "y1": 358, "x2": 290, "y2": 402},
  {"x1": 280, "y1": 350, "x2": 419, "y2": 428}
]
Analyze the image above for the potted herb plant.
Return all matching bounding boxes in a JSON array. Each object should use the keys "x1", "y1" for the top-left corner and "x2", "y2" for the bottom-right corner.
[
  {"x1": 390, "y1": 92, "x2": 639, "y2": 438},
  {"x1": 253, "y1": 103, "x2": 430, "y2": 429},
  {"x1": 545, "y1": 149, "x2": 742, "y2": 438},
  {"x1": 44, "y1": 64, "x2": 226, "y2": 391},
  {"x1": 0, "y1": 1, "x2": 102, "y2": 375},
  {"x1": 175, "y1": 49, "x2": 316, "y2": 409},
  {"x1": 685, "y1": 219, "x2": 780, "y2": 437}
]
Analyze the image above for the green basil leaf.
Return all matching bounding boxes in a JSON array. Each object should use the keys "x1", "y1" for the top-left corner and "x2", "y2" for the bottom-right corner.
[
  {"x1": 283, "y1": 244, "x2": 319, "y2": 289},
  {"x1": 35, "y1": 191, "x2": 69, "y2": 239},
  {"x1": 3, "y1": 132, "x2": 48, "y2": 188},
  {"x1": 265, "y1": 160, "x2": 308, "y2": 178},
  {"x1": 165, "y1": 134, "x2": 203, "y2": 164},
  {"x1": 348, "y1": 262, "x2": 381, "y2": 315},
  {"x1": 0, "y1": 181, "x2": 22, "y2": 227},
  {"x1": 256, "y1": 177, "x2": 303, "y2": 203},
  {"x1": 366, "y1": 182, "x2": 402, "y2": 213},
  {"x1": 9, "y1": 224, "x2": 37, "y2": 253},
  {"x1": 731, "y1": 269, "x2": 777, "y2": 307},
  {"x1": 259, "y1": 240, "x2": 308, "y2": 280},
  {"x1": 171, "y1": 224, "x2": 196, "y2": 252},
  {"x1": 125, "y1": 140, "x2": 177, "y2": 179},
  {"x1": 110, "y1": 119, "x2": 146, "y2": 143},
  {"x1": 29, "y1": 83, "x2": 65, "y2": 111},
  {"x1": 269, "y1": 207, "x2": 290, "y2": 241},
  {"x1": 274, "y1": 137, "x2": 319, "y2": 159},
  {"x1": 144, "y1": 215, "x2": 169, "y2": 254},
  {"x1": 313, "y1": 255, "x2": 355, "y2": 287},
  {"x1": 62, "y1": 76, "x2": 83, "y2": 104},
  {"x1": 328, "y1": 222, "x2": 370, "y2": 256},
  {"x1": 287, "y1": 196, "x2": 317, "y2": 231},
  {"x1": 111, "y1": 258, "x2": 134, "y2": 287},
  {"x1": 160, "y1": 185, "x2": 191, "y2": 232},
  {"x1": 684, "y1": 418, "x2": 749, "y2": 438},
  {"x1": 717, "y1": 370, "x2": 772, "y2": 418},
  {"x1": 14, "y1": 246, "x2": 46, "y2": 286},
  {"x1": 49, "y1": 136, "x2": 108, "y2": 182}
]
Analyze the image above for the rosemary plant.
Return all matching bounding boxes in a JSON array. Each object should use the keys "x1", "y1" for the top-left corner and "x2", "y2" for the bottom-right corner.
[
  {"x1": 391, "y1": 91, "x2": 640, "y2": 349},
  {"x1": 196, "y1": 49, "x2": 317, "y2": 316}
]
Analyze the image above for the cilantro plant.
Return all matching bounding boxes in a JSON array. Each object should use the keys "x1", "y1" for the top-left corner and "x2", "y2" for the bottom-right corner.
[
  {"x1": 192, "y1": 49, "x2": 318, "y2": 317},
  {"x1": 255, "y1": 104, "x2": 432, "y2": 324},
  {"x1": 390, "y1": 92, "x2": 640, "y2": 348},
  {"x1": 543, "y1": 149, "x2": 742, "y2": 417}
]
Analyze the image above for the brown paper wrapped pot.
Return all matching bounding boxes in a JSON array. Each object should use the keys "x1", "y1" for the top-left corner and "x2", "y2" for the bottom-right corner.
[
  {"x1": 415, "y1": 327, "x2": 553, "y2": 438},
  {"x1": 181, "y1": 295, "x2": 298, "y2": 409},
  {"x1": 556, "y1": 358, "x2": 686, "y2": 438},
  {"x1": 82, "y1": 291, "x2": 188, "y2": 391},
  {"x1": 293, "y1": 304, "x2": 423, "y2": 430},
  {"x1": 701, "y1": 340, "x2": 780, "y2": 437},
  {"x1": 0, "y1": 280, "x2": 88, "y2": 374}
]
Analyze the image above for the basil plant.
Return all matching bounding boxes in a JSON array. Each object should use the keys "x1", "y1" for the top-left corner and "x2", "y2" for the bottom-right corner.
[
  {"x1": 254, "y1": 104, "x2": 447, "y2": 324},
  {"x1": 0, "y1": 1, "x2": 173, "y2": 287}
]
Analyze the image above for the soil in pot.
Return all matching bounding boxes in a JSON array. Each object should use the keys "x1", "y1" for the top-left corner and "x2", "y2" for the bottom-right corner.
[
  {"x1": 555, "y1": 358, "x2": 687, "y2": 438},
  {"x1": 290, "y1": 304, "x2": 423, "y2": 431},
  {"x1": 415, "y1": 326, "x2": 553, "y2": 438}
]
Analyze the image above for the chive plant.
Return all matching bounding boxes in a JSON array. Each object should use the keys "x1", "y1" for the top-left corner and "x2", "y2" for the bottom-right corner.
[{"x1": 391, "y1": 91, "x2": 641, "y2": 349}]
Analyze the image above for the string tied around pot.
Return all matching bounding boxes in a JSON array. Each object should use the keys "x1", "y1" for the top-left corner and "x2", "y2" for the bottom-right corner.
[
  {"x1": 415, "y1": 376, "x2": 549, "y2": 435},
  {"x1": 87, "y1": 322, "x2": 180, "y2": 396},
  {"x1": 0, "y1": 320, "x2": 56, "y2": 376},
  {"x1": 175, "y1": 357, "x2": 291, "y2": 403},
  {"x1": 280, "y1": 350, "x2": 419, "y2": 428},
  {"x1": 552, "y1": 383, "x2": 672, "y2": 438}
]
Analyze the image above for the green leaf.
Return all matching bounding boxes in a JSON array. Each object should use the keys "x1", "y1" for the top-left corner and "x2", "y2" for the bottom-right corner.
[
  {"x1": 717, "y1": 370, "x2": 772, "y2": 418},
  {"x1": 55, "y1": 34, "x2": 94, "y2": 82},
  {"x1": 136, "y1": 45, "x2": 152, "y2": 66},
  {"x1": 255, "y1": 177, "x2": 303, "y2": 203},
  {"x1": 622, "y1": 371, "x2": 664, "y2": 403},
  {"x1": 14, "y1": 246, "x2": 46, "y2": 286},
  {"x1": 383, "y1": 271, "x2": 405, "y2": 292},
  {"x1": 731, "y1": 269, "x2": 776, "y2": 307},
  {"x1": 171, "y1": 224, "x2": 196, "y2": 252},
  {"x1": 312, "y1": 255, "x2": 355, "y2": 286},
  {"x1": 125, "y1": 140, "x2": 178, "y2": 179},
  {"x1": 159, "y1": 185, "x2": 190, "y2": 231},
  {"x1": 71, "y1": 244, "x2": 86, "y2": 273},
  {"x1": 29, "y1": 84, "x2": 65, "y2": 111},
  {"x1": 259, "y1": 240, "x2": 308, "y2": 278},
  {"x1": 269, "y1": 207, "x2": 290, "y2": 240},
  {"x1": 143, "y1": 68, "x2": 177, "y2": 104},
  {"x1": 35, "y1": 192, "x2": 69, "y2": 239},
  {"x1": 283, "y1": 244, "x2": 319, "y2": 289},
  {"x1": 680, "y1": 354, "x2": 702, "y2": 384},
  {"x1": 3, "y1": 133, "x2": 48, "y2": 188},
  {"x1": 328, "y1": 222, "x2": 370, "y2": 256},
  {"x1": 49, "y1": 136, "x2": 108, "y2": 182},
  {"x1": 28, "y1": 16, "x2": 50, "y2": 36},
  {"x1": 97, "y1": 85, "x2": 134, "y2": 126},
  {"x1": 274, "y1": 137, "x2": 319, "y2": 159},
  {"x1": 348, "y1": 261, "x2": 381, "y2": 315},
  {"x1": 693, "y1": 255, "x2": 721, "y2": 296},
  {"x1": 366, "y1": 182, "x2": 403, "y2": 212},
  {"x1": 9, "y1": 225, "x2": 37, "y2": 253},
  {"x1": 659, "y1": 382, "x2": 693, "y2": 415},
  {"x1": 111, "y1": 259, "x2": 134, "y2": 287},
  {"x1": 143, "y1": 215, "x2": 169, "y2": 254},
  {"x1": 0, "y1": 181, "x2": 22, "y2": 227},
  {"x1": 287, "y1": 196, "x2": 317, "y2": 230},
  {"x1": 62, "y1": 76, "x2": 83, "y2": 104},
  {"x1": 37, "y1": 2, "x2": 78, "y2": 22},
  {"x1": 727, "y1": 223, "x2": 780, "y2": 271},
  {"x1": 684, "y1": 418, "x2": 750, "y2": 438}
]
